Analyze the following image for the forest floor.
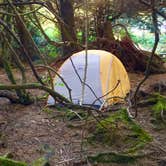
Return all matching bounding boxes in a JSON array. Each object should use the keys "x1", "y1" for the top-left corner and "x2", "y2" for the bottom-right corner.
[{"x1": 0, "y1": 67, "x2": 166, "y2": 166}]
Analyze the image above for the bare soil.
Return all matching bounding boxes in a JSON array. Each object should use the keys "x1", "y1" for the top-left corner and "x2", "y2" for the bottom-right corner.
[{"x1": 0, "y1": 68, "x2": 166, "y2": 166}]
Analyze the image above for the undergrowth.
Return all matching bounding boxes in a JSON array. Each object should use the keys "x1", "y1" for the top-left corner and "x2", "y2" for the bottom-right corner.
[{"x1": 87, "y1": 109, "x2": 152, "y2": 164}]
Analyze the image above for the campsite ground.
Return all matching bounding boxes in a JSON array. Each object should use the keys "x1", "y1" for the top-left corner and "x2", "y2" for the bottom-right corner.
[{"x1": 0, "y1": 68, "x2": 166, "y2": 166}]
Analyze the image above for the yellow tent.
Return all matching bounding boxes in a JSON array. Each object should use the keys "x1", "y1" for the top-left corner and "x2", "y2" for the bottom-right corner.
[{"x1": 48, "y1": 50, "x2": 130, "y2": 107}]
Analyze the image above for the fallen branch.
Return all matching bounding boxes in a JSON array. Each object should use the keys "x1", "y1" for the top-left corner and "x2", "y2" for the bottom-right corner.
[
  {"x1": 0, "y1": 83, "x2": 70, "y2": 104},
  {"x1": 0, "y1": 90, "x2": 20, "y2": 103}
]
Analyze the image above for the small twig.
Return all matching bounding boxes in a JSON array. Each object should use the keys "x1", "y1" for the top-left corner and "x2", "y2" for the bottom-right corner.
[
  {"x1": 81, "y1": 0, "x2": 89, "y2": 105},
  {"x1": 69, "y1": 109, "x2": 83, "y2": 120},
  {"x1": 70, "y1": 58, "x2": 102, "y2": 104},
  {"x1": 92, "y1": 80, "x2": 120, "y2": 105},
  {"x1": 57, "y1": 158, "x2": 75, "y2": 165},
  {"x1": 35, "y1": 65, "x2": 72, "y2": 102},
  {"x1": 151, "y1": 139, "x2": 166, "y2": 154}
]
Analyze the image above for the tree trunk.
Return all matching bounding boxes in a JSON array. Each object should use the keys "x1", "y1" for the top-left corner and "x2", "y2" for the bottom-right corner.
[
  {"x1": 59, "y1": 0, "x2": 77, "y2": 56},
  {"x1": 14, "y1": 6, "x2": 41, "y2": 61}
]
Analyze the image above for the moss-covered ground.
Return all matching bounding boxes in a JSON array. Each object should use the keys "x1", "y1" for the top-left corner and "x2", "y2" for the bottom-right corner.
[{"x1": 87, "y1": 109, "x2": 152, "y2": 164}]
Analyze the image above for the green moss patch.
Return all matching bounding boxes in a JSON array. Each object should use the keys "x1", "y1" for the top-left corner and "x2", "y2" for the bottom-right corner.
[
  {"x1": 65, "y1": 110, "x2": 87, "y2": 121},
  {"x1": 0, "y1": 157, "x2": 27, "y2": 166},
  {"x1": 151, "y1": 94, "x2": 166, "y2": 128},
  {"x1": 88, "y1": 109, "x2": 152, "y2": 154}
]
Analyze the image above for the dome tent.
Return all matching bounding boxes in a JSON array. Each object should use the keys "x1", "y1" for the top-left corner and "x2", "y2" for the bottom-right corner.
[{"x1": 47, "y1": 50, "x2": 130, "y2": 107}]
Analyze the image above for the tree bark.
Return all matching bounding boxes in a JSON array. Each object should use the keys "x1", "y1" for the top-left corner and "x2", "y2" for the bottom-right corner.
[
  {"x1": 15, "y1": 14, "x2": 40, "y2": 61},
  {"x1": 58, "y1": 0, "x2": 77, "y2": 56}
]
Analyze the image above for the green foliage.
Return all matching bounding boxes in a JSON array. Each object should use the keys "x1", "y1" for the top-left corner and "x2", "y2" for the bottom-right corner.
[
  {"x1": 45, "y1": 27, "x2": 60, "y2": 40},
  {"x1": 88, "y1": 35, "x2": 96, "y2": 42},
  {"x1": 130, "y1": 32, "x2": 154, "y2": 50},
  {"x1": 0, "y1": 157, "x2": 27, "y2": 166},
  {"x1": 130, "y1": 29, "x2": 166, "y2": 54},
  {"x1": 77, "y1": 31, "x2": 83, "y2": 42},
  {"x1": 28, "y1": 23, "x2": 60, "y2": 58},
  {"x1": 88, "y1": 109, "x2": 152, "y2": 153}
]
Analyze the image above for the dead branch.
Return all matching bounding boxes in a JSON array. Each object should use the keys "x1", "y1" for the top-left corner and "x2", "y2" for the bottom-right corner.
[{"x1": 0, "y1": 83, "x2": 101, "y2": 112}]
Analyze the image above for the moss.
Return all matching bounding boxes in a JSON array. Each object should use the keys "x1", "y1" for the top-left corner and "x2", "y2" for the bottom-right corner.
[
  {"x1": 65, "y1": 110, "x2": 87, "y2": 121},
  {"x1": 88, "y1": 152, "x2": 136, "y2": 164},
  {"x1": 0, "y1": 156, "x2": 27, "y2": 166},
  {"x1": 31, "y1": 157, "x2": 50, "y2": 166},
  {"x1": 42, "y1": 108, "x2": 53, "y2": 115},
  {"x1": 150, "y1": 94, "x2": 166, "y2": 128},
  {"x1": 88, "y1": 109, "x2": 152, "y2": 153}
]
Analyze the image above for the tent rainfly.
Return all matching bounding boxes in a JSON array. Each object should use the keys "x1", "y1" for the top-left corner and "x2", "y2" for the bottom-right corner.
[{"x1": 47, "y1": 50, "x2": 130, "y2": 107}]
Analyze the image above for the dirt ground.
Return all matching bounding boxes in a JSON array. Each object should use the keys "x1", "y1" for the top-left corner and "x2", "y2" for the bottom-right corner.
[{"x1": 0, "y1": 68, "x2": 166, "y2": 166}]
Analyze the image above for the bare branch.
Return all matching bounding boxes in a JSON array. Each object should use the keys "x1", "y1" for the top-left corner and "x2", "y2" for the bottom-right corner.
[
  {"x1": 92, "y1": 80, "x2": 121, "y2": 105},
  {"x1": 35, "y1": 65, "x2": 72, "y2": 102},
  {"x1": 0, "y1": 83, "x2": 70, "y2": 104},
  {"x1": 0, "y1": 6, "x2": 43, "y2": 16},
  {"x1": 139, "y1": 0, "x2": 166, "y2": 19},
  {"x1": 133, "y1": 0, "x2": 160, "y2": 118}
]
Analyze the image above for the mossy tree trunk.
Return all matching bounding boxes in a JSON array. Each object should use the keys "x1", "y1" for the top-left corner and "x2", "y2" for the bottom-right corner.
[{"x1": 1, "y1": 37, "x2": 32, "y2": 104}]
